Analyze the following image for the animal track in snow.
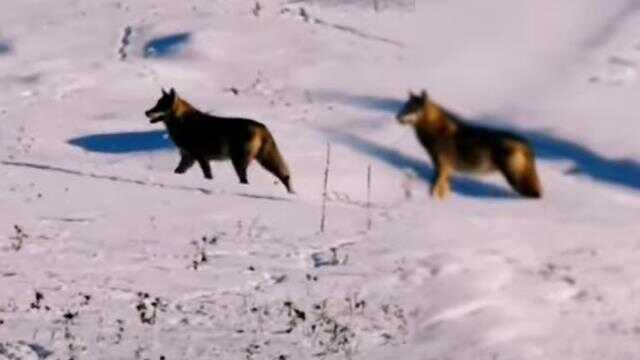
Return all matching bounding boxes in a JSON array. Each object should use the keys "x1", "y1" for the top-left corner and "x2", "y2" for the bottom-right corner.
[
  {"x1": 420, "y1": 298, "x2": 500, "y2": 330},
  {"x1": 0, "y1": 342, "x2": 52, "y2": 360},
  {"x1": 589, "y1": 55, "x2": 637, "y2": 85},
  {"x1": 587, "y1": 23, "x2": 640, "y2": 86},
  {"x1": 392, "y1": 253, "x2": 466, "y2": 288},
  {"x1": 279, "y1": 6, "x2": 404, "y2": 47}
]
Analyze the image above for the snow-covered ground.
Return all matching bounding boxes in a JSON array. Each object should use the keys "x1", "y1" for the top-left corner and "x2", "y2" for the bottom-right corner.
[{"x1": 1, "y1": 0, "x2": 639, "y2": 359}]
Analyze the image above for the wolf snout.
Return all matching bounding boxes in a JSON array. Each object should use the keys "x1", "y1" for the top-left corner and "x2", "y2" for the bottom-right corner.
[
  {"x1": 146, "y1": 110, "x2": 164, "y2": 123},
  {"x1": 396, "y1": 113, "x2": 407, "y2": 124}
]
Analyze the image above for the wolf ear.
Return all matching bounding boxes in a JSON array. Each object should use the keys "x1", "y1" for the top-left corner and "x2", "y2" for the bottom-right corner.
[
  {"x1": 161, "y1": 88, "x2": 168, "y2": 96},
  {"x1": 408, "y1": 90, "x2": 415, "y2": 98},
  {"x1": 420, "y1": 90, "x2": 428, "y2": 104},
  {"x1": 169, "y1": 88, "x2": 176, "y2": 98}
]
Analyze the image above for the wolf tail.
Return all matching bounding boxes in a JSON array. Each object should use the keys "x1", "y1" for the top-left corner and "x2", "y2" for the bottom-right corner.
[
  {"x1": 499, "y1": 141, "x2": 542, "y2": 198},
  {"x1": 256, "y1": 128, "x2": 293, "y2": 193}
]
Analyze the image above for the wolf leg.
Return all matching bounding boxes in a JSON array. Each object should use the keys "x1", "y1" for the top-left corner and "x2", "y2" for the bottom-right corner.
[
  {"x1": 174, "y1": 150, "x2": 195, "y2": 174},
  {"x1": 431, "y1": 160, "x2": 452, "y2": 199},
  {"x1": 231, "y1": 154, "x2": 251, "y2": 184},
  {"x1": 196, "y1": 158, "x2": 213, "y2": 179}
]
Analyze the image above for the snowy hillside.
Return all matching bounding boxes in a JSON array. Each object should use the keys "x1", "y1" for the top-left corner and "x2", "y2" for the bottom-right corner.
[{"x1": 1, "y1": 0, "x2": 639, "y2": 359}]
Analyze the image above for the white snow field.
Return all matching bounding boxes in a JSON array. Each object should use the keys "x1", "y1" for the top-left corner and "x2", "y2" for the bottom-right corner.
[{"x1": 1, "y1": 0, "x2": 640, "y2": 359}]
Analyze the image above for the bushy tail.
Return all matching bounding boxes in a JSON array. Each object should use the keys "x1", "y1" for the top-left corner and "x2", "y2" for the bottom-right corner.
[
  {"x1": 516, "y1": 162, "x2": 542, "y2": 198},
  {"x1": 499, "y1": 143, "x2": 542, "y2": 198},
  {"x1": 256, "y1": 129, "x2": 293, "y2": 193}
]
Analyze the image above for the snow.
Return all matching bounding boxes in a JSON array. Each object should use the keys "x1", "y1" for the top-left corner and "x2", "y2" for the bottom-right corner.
[{"x1": 1, "y1": 0, "x2": 639, "y2": 359}]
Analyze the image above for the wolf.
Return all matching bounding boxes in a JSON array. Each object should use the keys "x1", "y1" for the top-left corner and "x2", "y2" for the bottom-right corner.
[
  {"x1": 145, "y1": 88, "x2": 293, "y2": 193},
  {"x1": 396, "y1": 90, "x2": 542, "y2": 199}
]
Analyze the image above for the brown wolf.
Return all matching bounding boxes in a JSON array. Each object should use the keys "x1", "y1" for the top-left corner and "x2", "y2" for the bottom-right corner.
[
  {"x1": 145, "y1": 88, "x2": 293, "y2": 193},
  {"x1": 396, "y1": 90, "x2": 542, "y2": 199}
]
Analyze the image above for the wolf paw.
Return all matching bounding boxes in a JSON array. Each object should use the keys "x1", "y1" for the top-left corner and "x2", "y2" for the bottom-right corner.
[{"x1": 430, "y1": 181, "x2": 451, "y2": 200}]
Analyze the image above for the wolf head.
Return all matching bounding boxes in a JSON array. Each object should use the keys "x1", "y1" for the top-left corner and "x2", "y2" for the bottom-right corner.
[
  {"x1": 396, "y1": 90, "x2": 427, "y2": 125},
  {"x1": 145, "y1": 88, "x2": 177, "y2": 123}
]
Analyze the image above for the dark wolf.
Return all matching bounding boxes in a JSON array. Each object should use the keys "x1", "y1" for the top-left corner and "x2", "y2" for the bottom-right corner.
[
  {"x1": 396, "y1": 90, "x2": 542, "y2": 199},
  {"x1": 145, "y1": 88, "x2": 293, "y2": 193}
]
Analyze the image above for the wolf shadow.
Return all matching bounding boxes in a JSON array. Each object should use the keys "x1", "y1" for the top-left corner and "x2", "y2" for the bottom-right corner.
[{"x1": 68, "y1": 130, "x2": 173, "y2": 153}]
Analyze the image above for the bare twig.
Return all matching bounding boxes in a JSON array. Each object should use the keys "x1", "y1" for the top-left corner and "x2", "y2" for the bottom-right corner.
[
  {"x1": 320, "y1": 142, "x2": 331, "y2": 233},
  {"x1": 366, "y1": 164, "x2": 372, "y2": 231}
]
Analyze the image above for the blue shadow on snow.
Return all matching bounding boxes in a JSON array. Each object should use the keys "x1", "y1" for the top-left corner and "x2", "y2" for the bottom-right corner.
[
  {"x1": 519, "y1": 129, "x2": 640, "y2": 192},
  {"x1": 68, "y1": 130, "x2": 174, "y2": 153},
  {"x1": 0, "y1": 42, "x2": 10, "y2": 55},
  {"x1": 313, "y1": 90, "x2": 404, "y2": 114},
  {"x1": 143, "y1": 33, "x2": 191, "y2": 58}
]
